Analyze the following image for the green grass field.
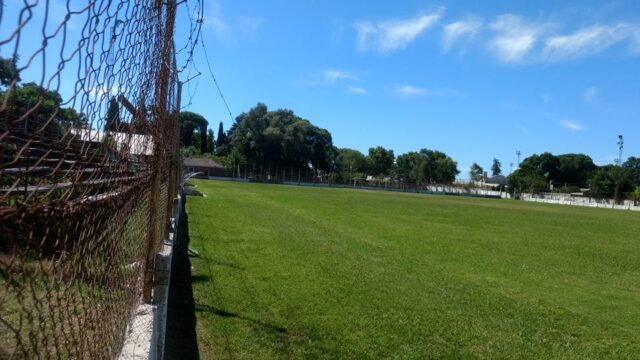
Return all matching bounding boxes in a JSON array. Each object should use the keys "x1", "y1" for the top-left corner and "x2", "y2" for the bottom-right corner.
[{"x1": 186, "y1": 180, "x2": 640, "y2": 359}]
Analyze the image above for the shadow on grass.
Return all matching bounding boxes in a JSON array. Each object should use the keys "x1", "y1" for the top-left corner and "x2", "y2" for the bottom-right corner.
[
  {"x1": 164, "y1": 196, "x2": 200, "y2": 360},
  {"x1": 194, "y1": 304, "x2": 288, "y2": 334}
]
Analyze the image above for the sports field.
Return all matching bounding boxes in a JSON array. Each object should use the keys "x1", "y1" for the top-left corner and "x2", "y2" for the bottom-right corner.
[{"x1": 186, "y1": 180, "x2": 640, "y2": 359}]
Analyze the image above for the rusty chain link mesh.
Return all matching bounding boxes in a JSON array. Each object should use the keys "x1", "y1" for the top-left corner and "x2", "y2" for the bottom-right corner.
[{"x1": 0, "y1": 0, "x2": 203, "y2": 358}]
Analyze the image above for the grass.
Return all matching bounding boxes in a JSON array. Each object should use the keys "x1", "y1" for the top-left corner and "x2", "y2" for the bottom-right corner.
[{"x1": 187, "y1": 180, "x2": 640, "y2": 359}]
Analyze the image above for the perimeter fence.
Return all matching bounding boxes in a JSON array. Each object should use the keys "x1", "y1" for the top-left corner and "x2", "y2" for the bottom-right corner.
[
  {"x1": 0, "y1": 0, "x2": 202, "y2": 358},
  {"x1": 200, "y1": 163, "x2": 509, "y2": 198}
]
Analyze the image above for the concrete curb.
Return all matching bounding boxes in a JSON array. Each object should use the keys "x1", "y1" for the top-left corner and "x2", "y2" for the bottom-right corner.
[{"x1": 118, "y1": 193, "x2": 183, "y2": 360}]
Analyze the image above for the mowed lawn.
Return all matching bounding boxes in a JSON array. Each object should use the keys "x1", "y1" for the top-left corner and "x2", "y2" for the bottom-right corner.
[{"x1": 186, "y1": 180, "x2": 640, "y2": 359}]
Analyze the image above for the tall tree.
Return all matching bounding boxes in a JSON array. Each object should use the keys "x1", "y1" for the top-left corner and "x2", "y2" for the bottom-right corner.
[
  {"x1": 207, "y1": 129, "x2": 215, "y2": 153},
  {"x1": 216, "y1": 122, "x2": 226, "y2": 146},
  {"x1": 228, "y1": 103, "x2": 334, "y2": 173},
  {"x1": 104, "y1": 96, "x2": 120, "y2": 131},
  {"x1": 416, "y1": 149, "x2": 459, "y2": 184},
  {"x1": 491, "y1": 158, "x2": 502, "y2": 176},
  {"x1": 589, "y1": 165, "x2": 632, "y2": 203},
  {"x1": 623, "y1": 156, "x2": 640, "y2": 188},
  {"x1": 336, "y1": 148, "x2": 368, "y2": 180},
  {"x1": 179, "y1": 111, "x2": 208, "y2": 152},
  {"x1": 0, "y1": 56, "x2": 20, "y2": 86},
  {"x1": 367, "y1": 146, "x2": 395, "y2": 176},
  {"x1": 469, "y1": 163, "x2": 484, "y2": 181},
  {"x1": 396, "y1": 152, "x2": 422, "y2": 182}
]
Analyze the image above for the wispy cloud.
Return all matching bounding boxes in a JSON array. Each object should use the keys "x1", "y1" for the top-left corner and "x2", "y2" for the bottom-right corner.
[
  {"x1": 543, "y1": 24, "x2": 638, "y2": 61},
  {"x1": 488, "y1": 14, "x2": 549, "y2": 63},
  {"x1": 347, "y1": 86, "x2": 367, "y2": 94},
  {"x1": 559, "y1": 119, "x2": 584, "y2": 132},
  {"x1": 355, "y1": 9, "x2": 444, "y2": 52},
  {"x1": 582, "y1": 86, "x2": 598, "y2": 101},
  {"x1": 442, "y1": 19, "x2": 482, "y2": 52},
  {"x1": 396, "y1": 85, "x2": 426, "y2": 96},
  {"x1": 324, "y1": 70, "x2": 357, "y2": 82},
  {"x1": 541, "y1": 93, "x2": 552, "y2": 103},
  {"x1": 395, "y1": 85, "x2": 459, "y2": 97}
]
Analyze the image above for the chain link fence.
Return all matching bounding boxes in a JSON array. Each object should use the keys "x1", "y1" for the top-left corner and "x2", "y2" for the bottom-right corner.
[{"x1": 0, "y1": 0, "x2": 202, "y2": 358}]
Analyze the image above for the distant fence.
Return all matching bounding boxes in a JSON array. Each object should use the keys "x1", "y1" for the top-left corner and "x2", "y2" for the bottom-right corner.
[
  {"x1": 206, "y1": 164, "x2": 509, "y2": 199},
  {"x1": 0, "y1": 1, "x2": 201, "y2": 358},
  {"x1": 521, "y1": 193, "x2": 640, "y2": 211}
]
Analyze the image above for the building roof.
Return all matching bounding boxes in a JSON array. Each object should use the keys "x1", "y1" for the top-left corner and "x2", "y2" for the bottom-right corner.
[
  {"x1": 183, "y1": 157, "x2": 224, "y2": 168},
  {"x1": 71, "y1": 128, "x2": 154, "y2": 156},
  {"x1": 485, "y1": 175, "x2": 507, "y2": 186}
]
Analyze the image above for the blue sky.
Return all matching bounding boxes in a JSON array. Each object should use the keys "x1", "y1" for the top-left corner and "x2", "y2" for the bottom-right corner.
[
  {"x1": 2, "y1": 1, "x2": 639, "y2": 178},
  {"x1": 182, "y1": 0, "x2": 640, "y2": 177}
]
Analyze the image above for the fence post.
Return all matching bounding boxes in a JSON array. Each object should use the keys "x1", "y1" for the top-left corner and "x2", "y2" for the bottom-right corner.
[{"x1": 142, "y1": 0, "x2": 177, "y2": 304}]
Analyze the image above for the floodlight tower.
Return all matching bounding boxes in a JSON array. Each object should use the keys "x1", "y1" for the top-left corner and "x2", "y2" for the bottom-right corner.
[
  {"x1": 616, "y1": 135, "x2": 624, "y2": 166},
  {"x1": 516, "y1": 150, "x2": 521, "y2": 167}
]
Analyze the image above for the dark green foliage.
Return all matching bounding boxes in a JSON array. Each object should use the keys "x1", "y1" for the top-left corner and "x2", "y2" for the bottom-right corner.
[
  {"x1": 228, "y1": 103, "x2": 335, "y2": 173},
  {"x1": 335, "y1": 148, "x2": 368, "y2": 180},
  {"x1": 623, "y1": 157, "x2": 640, "y2": 188},
  {"x1": 366, "y1": 146, "x2": 394, "y2": 176},
  {"x1": 556, "y1": 154, "x2": 596, "y2": 186},
  {"x1": 470, "y1": 162, "x2": 484, "y2": 181},
  {"x1": 0, "y1": 82, "x2": 86, "y2": 135},
  {"x1": 0, "y1": 56, "x2": 20, "y2": 86},
  {"x1": 179, "y1": 111, "x2": 208, "y2": 152},
  {"x1": 395, "y1": 151, "x2": 422, "y2": 182},
  {"x1": 207, "y1": 129, "x2": 215, "y2": 153},
  {"x1": 415, "y1": 149, "x2": 459, "y2": 184},
  {"x1": 588, "y1": 165, "x2": 632, "y2": 202},
  {"x1": 491, "y1": 158, "x2": 502, "y2": 176},
  {"x1": 509, "y1": 152, "x2": 598, "y2": 195},
  {"x1": 104, "y1": 97, "x2": 120, "y2": 131}
]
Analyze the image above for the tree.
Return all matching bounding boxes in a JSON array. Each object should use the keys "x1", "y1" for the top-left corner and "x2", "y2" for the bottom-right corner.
[
  {"x1": 491, "y1": 158, "x2": 502, "y2": 176},
  {"x1": 227, "y1": 103, "x2": 335, "y2": 173},
  {"x1": 623, "y1": 156, "x2": 640, "y2": 188},
  {"x1": 469, "y1": 163, "x2": 484, "y2": 181},
  {"x1": 207, "y1": 129, "x2": 215, "y2": 153},
  {"x1": 367, "y1": 146, "x2": 395, "y2": 176},
  {"x1": 556, "y1": 154, "x2": 596, "y2": 187},
  {"x1": 415, "y1": 149, "x2": 459, "y2": 184},
  {"x1": 216, "y1": 122, "x2": 226, "y2": 145},
  {"x1": 0, "y1": 82, "x2": 85, "y2": 136},
  {"x1": 630, "y1": 186, "x2": 640, "y2": 205},
  {"x1": 336, "y1": 148, "x2": 368, "y2": 180},
  {"x1": 104, "y1": 96, "x2": 121, "y2": 131},
  {"x1": 0, "y1": 56, "x2": 20, "y2": 86},
  {"x1": 589, "y1": 165, "x2": 632, "y2": 203},
  {"x1": 179, "y1": 111, "x2": 208, "y2": 153},
  {"x1": 395, "y1": 152, "x2": 422, "y2": 182}
]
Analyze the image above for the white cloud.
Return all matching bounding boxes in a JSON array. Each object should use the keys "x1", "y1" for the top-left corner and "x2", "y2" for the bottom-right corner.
[
  {"x1": 324, "y1": 70, "x2": 357, "y2": 82},
  {"x1": 442, "y1": 19, "x2": 482, "y2": 52},
  {"x1": 347, "y1": 86, "x2": 367, "y2": 94},
  {"x1": 207, "y1": 0, "x2": 229, "y2": 38},
  {"x1": 582, "y1": 87, "x2": 598, "y2": 101},
  {"x1": 559, "y1": 119, "x2": 584, "y2": 132},
  {"x1": 395, "y1": 85, "x2": 460, "y2": 97},
  {"x1": 488, "y1": 14, "x2": 548, "y2": 63},
  {"x1": 396, "y1": 85, "x2": 427, "y2": 96},
  {"x1": 355, "y1": 9, "x2": 444, "y2": 52},
  {"x1": 543, "y1": 24, "x2": 638, "y2": 61}
]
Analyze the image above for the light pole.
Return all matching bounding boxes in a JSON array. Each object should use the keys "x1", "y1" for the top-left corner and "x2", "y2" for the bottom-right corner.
[{"x1": 516, "y1": 150, "x2": 521, "y2": 166}]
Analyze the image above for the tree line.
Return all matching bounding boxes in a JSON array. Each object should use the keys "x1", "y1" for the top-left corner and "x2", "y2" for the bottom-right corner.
[
  {"x1": 182, "y1": 102, "x2": 640, "y2": 202},
  {"x1": 180, "y1": 103, "x2": 460, "y2": 185}
]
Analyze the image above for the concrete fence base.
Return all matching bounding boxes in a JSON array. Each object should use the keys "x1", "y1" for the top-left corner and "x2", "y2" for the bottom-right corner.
[{"x1": 118, "y1": 193, "x2": 184, "y2": 360}]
